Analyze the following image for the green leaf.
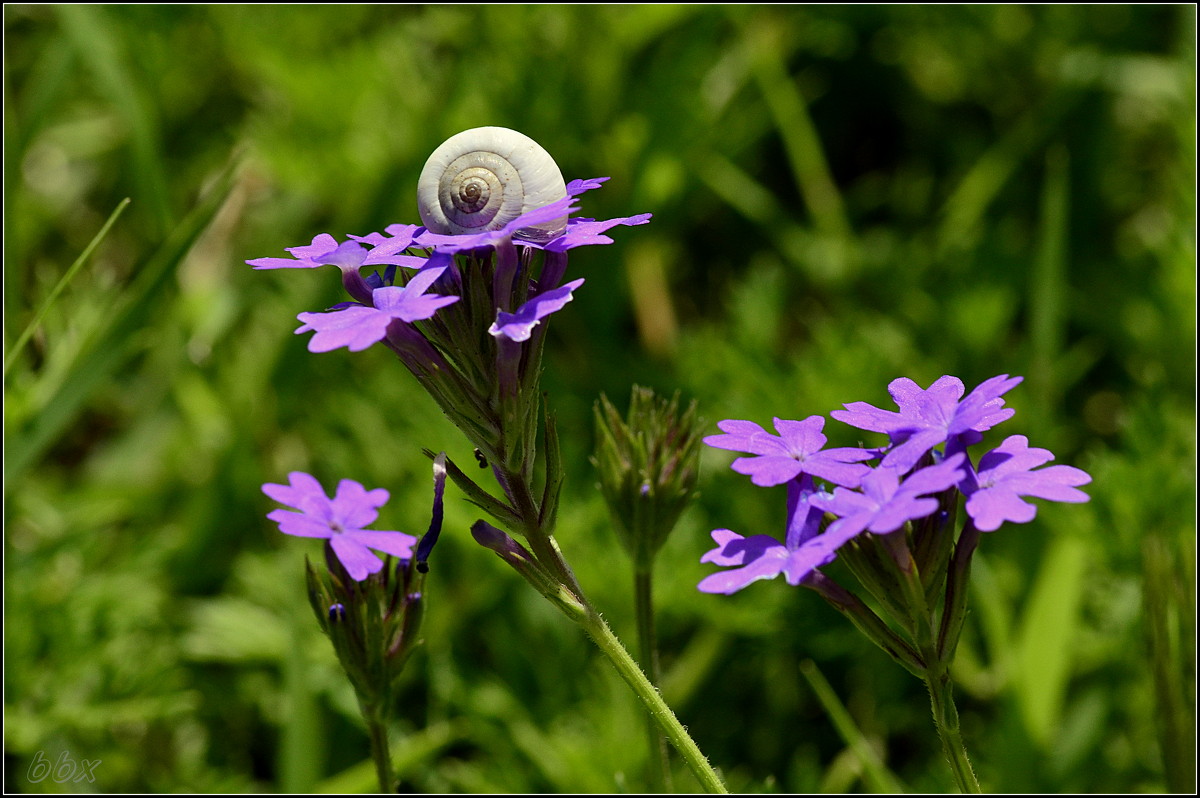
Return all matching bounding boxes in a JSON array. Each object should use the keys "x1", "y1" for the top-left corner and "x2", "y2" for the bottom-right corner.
[{"x1": 1012, "y1": 535, "x2": 1088, "y2": 746}]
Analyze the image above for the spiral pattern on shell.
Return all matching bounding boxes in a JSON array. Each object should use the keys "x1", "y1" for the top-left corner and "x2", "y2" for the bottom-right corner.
[{"x1": 417, "y1": 127, "x2": 568, "y2": 243}]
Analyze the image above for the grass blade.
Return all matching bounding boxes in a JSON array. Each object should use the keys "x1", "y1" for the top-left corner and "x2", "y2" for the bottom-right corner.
[
  {"x1": 800, "y1": 659, "x2": 906, "y2": 794},
  {"x1": 4, "y1": 166, "x2": 235, "y2": 487},
  {"x1": 4, "y1": 197, "x2": 131, "y2": 377}
]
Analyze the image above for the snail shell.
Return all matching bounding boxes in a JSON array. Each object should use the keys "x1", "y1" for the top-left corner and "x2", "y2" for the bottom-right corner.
[{"x1": 417, "y1": 126, "x2": 568, "y2": 243}]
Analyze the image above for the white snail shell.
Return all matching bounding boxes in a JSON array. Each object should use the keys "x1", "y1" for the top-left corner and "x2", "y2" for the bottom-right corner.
[{"x1": 417, "y1": 126, "x2": 568, "y2": 243}]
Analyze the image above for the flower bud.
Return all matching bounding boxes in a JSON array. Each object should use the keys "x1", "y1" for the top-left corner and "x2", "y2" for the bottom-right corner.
[
  {"x1": 592, "y1": 386, "x2": 704, "y2": 571},
  {"x1": 471, "y1": 520, "x2": 588, "y2": 620}
]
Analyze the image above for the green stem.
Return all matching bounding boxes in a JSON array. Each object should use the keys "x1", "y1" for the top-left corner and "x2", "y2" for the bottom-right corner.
[
  {"x1": 938, "y1": 519, "x2": 981, "y2": 661},
  {"x1": 580, "y1": 609, "x2": 728, "y2": 794},
  {"x1": 496, "y1": 445, "x2": 714, "y2": 791},
  {"x1": 635, "y1": 568, "x2": 673, "y2": 792},
  {"x1": 364, "y1": 710, "x2": 395, "y2": 793},
  {"x1": 504, "y1": 466, "x2": 587, "y2": 603},
  {"x1": 924, "y1": 670, "x2": 982, "y2": 793},
  {"x1": 873, "y1": 528, "x2": 982, "y2": 792}
]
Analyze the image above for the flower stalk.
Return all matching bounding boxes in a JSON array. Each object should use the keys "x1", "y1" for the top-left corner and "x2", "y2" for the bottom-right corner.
[
  {"x1": 252, "y1": 131, "x2": 717, "y2": 793},
  {"x1": 592, "y1": 386, "x2": 704, "y2": 790},
  {"x1": 635, "y1": 567, "x2": 674, "y2": 792},
  {"x1": 924, "y1": 666, "x2": 982, "y2": 794},
  {"x1": 364, "y1": 705, "x2": 396, "y2": 793},
  {"x1": 579, "y1": 605, "x2": 727, "y2": 794}
]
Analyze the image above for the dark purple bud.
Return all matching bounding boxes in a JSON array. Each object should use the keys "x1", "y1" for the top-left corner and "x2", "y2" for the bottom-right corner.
[
  {"x1": 415, "y1": 453, "x2": 448, "y2": 570},
  {"x1": 339, "y1": 266, "x2": 376, "y2": 305},
  {"x1": 328, "y1": 603, "x2": 346, "y2": 623},
  {"x1": 470, "y1": 519, "x2": 532, "y2": 561}
]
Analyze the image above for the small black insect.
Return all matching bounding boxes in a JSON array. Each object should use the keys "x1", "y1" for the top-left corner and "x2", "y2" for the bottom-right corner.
[{"x1": 473, "y1": 448, "x2": 488, "y2": 468}]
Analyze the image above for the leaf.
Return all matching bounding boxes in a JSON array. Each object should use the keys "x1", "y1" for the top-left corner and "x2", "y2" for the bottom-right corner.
[{"x1": 1012, "y1": 534, "x2": 1088, "y2": 746}]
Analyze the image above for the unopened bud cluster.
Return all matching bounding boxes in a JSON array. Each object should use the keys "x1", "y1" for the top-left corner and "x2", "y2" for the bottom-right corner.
[
  {"x1": 306, "y1": 547, "x2": 427, "y2": 711},
  {"x1": 593, "y1": 386, "x2": 704, "y2": 571}
]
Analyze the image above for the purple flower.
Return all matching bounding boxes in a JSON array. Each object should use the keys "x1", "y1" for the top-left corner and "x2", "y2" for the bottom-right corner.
[
  {"x1": 567, "y1": 177, "x2": 610, "y2": 196},
  {"x1": 704, "y1": 415, "x2": 874, "y2": 488},
  {"x1": 416, "y1": 195, "x2": 581, "y2": 254},
  {"x1": 961, "y1": 435, "x2": 1092, "y2": 531},
  {"x1": 546, "y1": 177, "x2": 652, "y2": 249},
  {"x1": 809, "y1": 454, "x2": 967, "y2": 548},
  {"x1": 699, "y1": 530, "x2": 795, "y2": 594},
  {"x1": 248, "y1": 231, "x2": 420, "y2": 304},
  {"x1": 831, "y1": 375, "x2": 1023, "y2": 473},
  {"x1": 542, "y1": 213, "x2": 653, "y2": 252},
  {"x1": 358, "y1": 224, "x2": 430, "y2": 270},
  {"x1": 249, "y1": 226, "x2": 427, "y2": 272},
  {"x1": 414, "y1": 178, "x2": 651, "y2": 254},
  {"x1": 263, "y1": 472, "x2": 417, "y2": 581},
  {"x1": 488, "y1": 278, "x2": 585, "y2": 342},
  {"x1": 248, "y1": 233, "x2": 369, "y2": 271},
  {"x1": 295, "y1": 255, "x2": 460, "y2": 352},
  {"x1": 698, "y1": 476, "x2": 847, "y2": 594}
]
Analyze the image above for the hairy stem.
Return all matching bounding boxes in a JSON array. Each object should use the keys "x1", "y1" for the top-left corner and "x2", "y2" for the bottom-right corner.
[
  {"x1": 580, "y1": 608, "x2": 727, "y2": 793},
  {"x1": 924, "y1": 669, "x2": 982, "y2": 793},
  {"x1": 364, "y1": 709, "x2": 394, "y2": 793}
]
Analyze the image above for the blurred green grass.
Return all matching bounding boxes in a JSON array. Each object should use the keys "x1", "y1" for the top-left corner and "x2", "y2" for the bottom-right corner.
[{"x1": 4, "y1": 4, "x2": 1194, "y2": 793}]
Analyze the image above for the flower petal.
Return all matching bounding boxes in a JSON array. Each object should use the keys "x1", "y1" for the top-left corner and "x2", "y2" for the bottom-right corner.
[
  {"x1": 700, "y1": 530, "x2": 783, "y2": 567},
  {"x1": 344, "y1": 530, "x2": 418, "y2": 560},
  {"x1": 489, "y1": 278, "x2": 584, "y2": 342},
  {"x1": 730, "y1": 455, "x2": 805, "y2": 487},
  {"x1": 295, "y1": 306, "x2": 391, "y2": 353},
  {"x1": 966, "y1": 488, "x2": 1038, "y2": 532},
  {"x1": 267, "y1": 510, "x2": 333, "y2": 539},
  {"x1": 329, "y1": 536, "x2": 385, "y2": 581},
  {"x1": 698, "y1": 547, "x2": 790, "y2": 594}
]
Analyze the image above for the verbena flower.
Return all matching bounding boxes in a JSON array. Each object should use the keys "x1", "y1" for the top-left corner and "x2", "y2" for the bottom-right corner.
[
  {"x1": 263, "y1": 472, "x2": 417, "y2": 581},
  {"x1": 415, "y1": 195, "x2": 581, "y2": 253},
  {"x1": 961, "y1": 434, "x2": 1092, "y2": 531},
  {"x1": 704, "y1": 415, "x2": 874, "y2": 488},
  {"x1": 248, "y1": 229, "x2": 426, "y2": 304},
  {"x1": 567, "y1": 177, "x2": 609, "y2": 196},
  {"x1": 698, "y1": 455, "x2": 968, "y2": 594},
  {"x1": 489, "y1": 278, "x2": 585, "y2": 342},
  {"x1": 247, "y1": 233, "x2": 367, "y2": 271},
  {"x1": 831, "y1": 375, "x2": 1022, "y2": 473},
  {"x1": 252, "y1": 165, "x2": 650, "y2": 501},
  {"x1": 413, "y1": 181, "x2": 650, "y2": 255},
  {"x1": 809, "y1": 454, "x2": 967, "y2": 545},
  {"x1": 698, "y1": 474, "x2": 846, "y2": 594},
  {"x1": 357, "y1": 224, "x2": 429, "y2": 270},
  {"x1": 294, "y1": 256, "x2": 460, "y2": 353},
  {"x1": 542, "y1": 213, "x2": 653, "y2": 252}
]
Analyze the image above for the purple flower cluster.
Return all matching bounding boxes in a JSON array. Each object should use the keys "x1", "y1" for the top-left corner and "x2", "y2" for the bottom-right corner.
[
  {"x1": 254, "y1": 165, "x2": 652, "y2": 578},
  {"x1": 247, "y1": 177, "x2": 649, "y2": 353},
  {"x1": 699, "y1": 375, "x2": 1092, "y2": 594}
]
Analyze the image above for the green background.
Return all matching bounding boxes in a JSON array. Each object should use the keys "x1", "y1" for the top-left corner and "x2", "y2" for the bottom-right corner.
[{"x1": 5, "y1": 4, "x2": 1194, "y2": 793}]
